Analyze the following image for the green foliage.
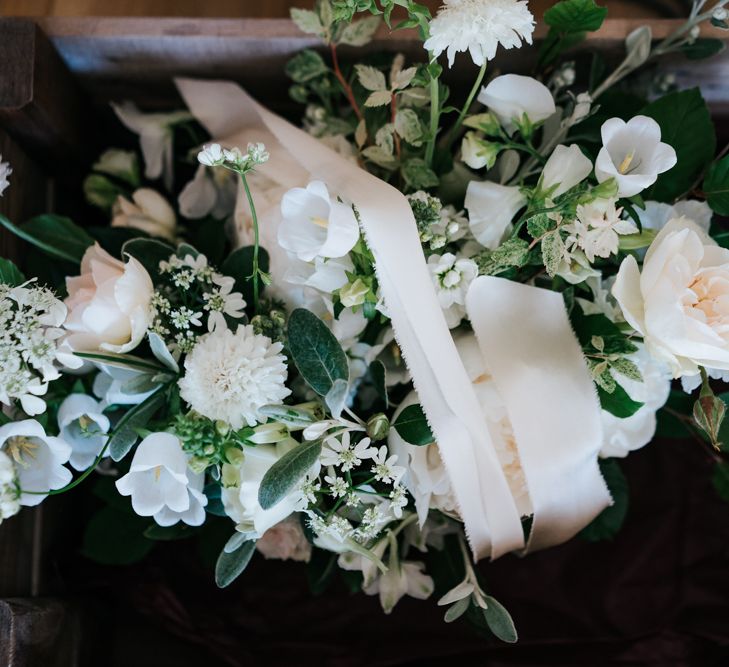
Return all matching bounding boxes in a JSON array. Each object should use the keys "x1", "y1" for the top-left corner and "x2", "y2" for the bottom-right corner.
[
  {"x1": 287, "y1": 308, "x2": 349, "y2": 396},
  {"x1": 656, "y1": 390, "x2": 694, "y2": 439},
  {"x1": 703, "y1": 156, "x2": 729, "y2": 216},
  {"x1": 220, "y1": 245, "x2": 271, "y2": 306},
  {"x1": 108, "y1": 388, "x2": 167, "y2": 461},
  {"x1": 0, "y1": 213, "x2": 94, "y2": 264},
  {"x1": 369, "y1": 360, "x2": 389, "y2": 407},
  {"x1": 215, "y1": 536, "x2": 257, "y2": 587},
  {"x1": 286, "y1": 50, "x2": 330, "y2": 83},
  {"x1": 598, "y1": 383, "x2": 644, "y2": 418},
  {"x1": 579, "y1": 458, "x2": 629, "y2": 541},
  {"x1": 258, "y1": 439, "x2": 323, "y2": 510},
  {"x1": 121, "y1": 237, "x2": 175, "y2": 281},
  {"x1": 144, "y1": 523, "x2": 200, "y2": 541},
  {"x1": 681, "y1": 38, "x2": 725, "y2": 60},
  {"x1": 476, "y1": 238, "x2": 531, "y2": 276},
  {"x1": 81, "y1": 505, "x2": 154, "y2": 565},
  {"x1": 692, "y1": 369, "x2": 727, "y2": 450},
  {"x1": 539, "y1": 0, "x2": 608, "y2": 67},
  {"x1": 402, "y1": 158, "x2": 439, "y2": 189},
  {"x1": 482, "y1": 595, "x2": 518, "y2": 643},
  {"x1": 642, "y1": 88, "x2": 716, "y2": 202},
  {"x1": 0, "y1": 257, "x2": 26, "y2": 286},
  {"x1": 393, "y1": 404, "x2": 434, "y2": 446},
  {"x1": 712, "y1": 462, "x2": 729, "y2": 502}
]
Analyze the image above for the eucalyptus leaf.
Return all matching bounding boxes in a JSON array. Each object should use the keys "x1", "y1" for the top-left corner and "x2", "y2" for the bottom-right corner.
[
  {"x1": 215, "y1": 538, "x2": 257, "y2": 588},
  {"x1": 108, "y1": 388, "x2": 167, "y2": 461},
  {"x1": 258, "y1": 439, "x2": 322, "y2": 510},
  {"x1": 0, "y1": 213, "x2": 94, "y2": 264}
]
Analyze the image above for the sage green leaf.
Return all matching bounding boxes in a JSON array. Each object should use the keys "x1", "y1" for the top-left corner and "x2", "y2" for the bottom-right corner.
[
  {"x1": 215, "y1": 538, "x2": 257, "y2": 588},
  {"x1": 325, "y1": 378, "x2": 349, "y2": 419},
  {"x1": 121, "y1": 237, "x2": 175, "y2": 281},
  {"x1": 73, "y1": 351, "x2": 164, "y2": 374},
  {"x1": 0, "y1": 213, "x2": 94, "y2": 264},
  {"x1": 579, "y1": 458, "x2": 629, "y2": 541},
  {"x1": 444, "y1": 597, "x2": 471, "y2": 623},
  {"x1": 482, "y1": 595, "x2": 518, "y2": 643},
  {"x1": 642, "y1": 89, "x2": 715, "y2": 202},
  {"x1": 148, "y1": 331, "x2": 180, "y2": 373},
  {"x1": 258, "y1": 439, "x2": 322, "y2": 510},
  {"x1": 338, "y1": 15, "x2": 380, "y2": 47},
  {"x1": 394, "y1": 404, "x2": 434, "y2": 446},
  {"x1": 704, "y1": 156, "x2": 729, "y2": 216},
  {"x1": 287, "y1": 308, "x2": 349, "y2": 396},
  {"x1": 0, "y1": 257, "x2": 26, "y2": 286},
  {"x1": 109, "y1": 388, "x2": 166, "y2": 461},
  {"x1": 290, "y1": 8, "x2": 324, "y2": 37}
]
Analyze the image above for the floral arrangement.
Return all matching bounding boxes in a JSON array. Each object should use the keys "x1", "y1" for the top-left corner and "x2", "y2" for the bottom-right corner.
[{"x1": 1, "y1": 0, "x2": 729, "y2": 642}]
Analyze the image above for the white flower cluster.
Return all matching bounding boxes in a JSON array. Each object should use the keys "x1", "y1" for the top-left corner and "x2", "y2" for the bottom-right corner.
[
  {"x1": 0, "y1": 154, "x2": 11, "y2": 197},
  {"x1": 198, "y1": 142, "x2": 270, "y2": 171},
  {"x1": 564, "y1": 199, "x2": 638, "y2": 263},
  {"x1": 0, "y1": 451, "x2": 20, "y2": 524},
  {"x1": 151, "y1": 252, "x2": 246, "y2": 354},
  {"x1": 0, "y1": 283, "x2": 77, "y2": 415},
  {"x1": 408, "y1": 191, "x2": 468, "y2": 251},
  {"x1": 427, "y1": 253, "x2": 479, "y2": 328}
]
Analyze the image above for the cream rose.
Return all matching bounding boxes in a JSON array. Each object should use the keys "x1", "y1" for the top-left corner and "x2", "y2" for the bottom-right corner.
[
  {"x1": 64, "y1": 243, "x2": 154, "y2": 354},
  {"x1": 613, "y1": 217, "x2": 729, "y2": 377}
]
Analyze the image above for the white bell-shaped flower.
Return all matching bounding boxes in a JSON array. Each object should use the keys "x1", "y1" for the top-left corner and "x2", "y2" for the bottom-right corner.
[{"x1": 57, "y1": 393, "x2": 111, "y2": 471}]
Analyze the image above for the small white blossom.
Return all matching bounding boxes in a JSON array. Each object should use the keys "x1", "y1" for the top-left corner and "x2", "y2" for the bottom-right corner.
[
  {"x1": 324, "y1": 473, "x2": 349, "y2": 498},
  {"x1": 389, "y1": 484, "x2": 408, "y2": 518},
  {"x1": 320, "y1": 432, "x2": 375, "y2": 472},
  {"x1": 0, "y1": 154, "x2": 11, "y2": 197},
  {"x1": 427, "y1": 253, "x2": 478, "y2": 328},
  {"x1": 198, "y1": 143, "x2": 224, "y2": 166},
  {"x1": 371, "y1": 446, "x2": 405, "y2": 485},
  {"x1": 564, "y1": 199, "x2": 638, "y2": 262}
]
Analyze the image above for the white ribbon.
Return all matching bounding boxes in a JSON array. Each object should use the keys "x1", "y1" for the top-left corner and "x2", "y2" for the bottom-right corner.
[{"x1": 175, "y1": 78, "x2": 611, "y2": 560}]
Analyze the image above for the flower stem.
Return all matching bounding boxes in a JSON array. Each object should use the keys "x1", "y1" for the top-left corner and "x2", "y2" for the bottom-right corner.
[
  {"x1": 443, "y1": 62, "x2": 487, "y2": 152},
  {"x1": 425, "y1": 58, "x2": 440, "y2": 168},
  {"x1": 240, "y1": 172, "x2": 261, "y2": 315},
  {"x1": 330, "y1": 42, "x2": 364, "y2": 124}
]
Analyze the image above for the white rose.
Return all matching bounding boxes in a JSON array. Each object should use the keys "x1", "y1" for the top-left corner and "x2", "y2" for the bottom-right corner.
[
  {"x1": 64, "y1": 243, "x2": 154, "y2": 354},
  {"x1": 464, "y1": 180, "x2": 526, "y2": 249},
  {"x1": 221, "y1": 439, "x2": 319, "y2": 539},
  {"x1": 595, "y1": 116, "x2": 677, "y2": 198},
  {"x1": 477, "y1": 74, "x2": 556, "y2": 135},
  {"x1": 637, "y1": 200, "x2": 712, "y2": 236},
  {"x1": 112, "y1": 188, "x2": 177, "y2": 241},
  {"x1": 256, "y1": 516, "x2": 312, "y2": 562},
  {"x1": 613, "y1": 217, "x2": 729, "y2": 377}
]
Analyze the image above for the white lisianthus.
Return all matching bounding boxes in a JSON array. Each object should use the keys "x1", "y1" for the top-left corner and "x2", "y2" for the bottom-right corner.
[
  {"x1": 93, "y1": 149, "x2": 139, "y2": 185},
  {"x1": 600, "y1": 345, "x2": 671, "y2": 459},
  {"x1": 613, "y1": 217, "x2": 729, "y2": 377},
  {"x1": 464, "y1": 180, "x2": 526, "y2": 249},
  {"x1": 477, "y1": 74, "x2": 556, "y2": 135},
  {"x1": 0, "y1": 451, "x2": 21, "y2": 524},
  {"x1": 564, "y1": 199, "x2": 638, "y2": 262},
  {"x1": 64, "y1": 243, "x2": 154, "y2": 355},
  {"x1": 424, "y1": 0, "x2": 535, "y2": 68},
  {"x1": 0, "y1": 154, "x2": 12, "y2": 196},
  {"x1": 278, "y1": 181, "x2": 360, "y2": 262},
  {"x1": 221, "y1": 440, "x2": 318, "y2": 538},
  {"x1": 111, "y1": 188, "x2": 177, "y2": 241},
  {"x1": 57, "y1": 394, "x2": 110, "y2": 471},
  {"x1": 0, "y1": 420, "x2": 72, "y2": 506},
  {"x1": 637, "y1": 200, "x2": 712, "y2": 236},
  {"x1": 540, "y1": 144, "x2": 593, "y2": 198},
  {"x1": 111, "y1": 102, "x2": 192, "y2": 189},
  {"x1": 115, "y1": 432, "x2": 207, "y2": 526},
  {"x1": 427, "y1": 253, "x2": 478, "y2": 328},
  {"x1": 256, "y1": 516, "x2": 312, "y2": 562},
  {"x1": 178, "y1": 325, "x2": 291, "y2": 429},
  {"x1": 595, "y1": 116, "x2": 677, "y2": 198}
]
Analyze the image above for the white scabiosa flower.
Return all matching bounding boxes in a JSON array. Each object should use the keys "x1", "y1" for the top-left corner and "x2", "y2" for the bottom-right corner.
[
  {"x1": 595, "y1": 116, "x2": 677, "y2": 198},
  {"x1": 179, "y1": 325, "x2": 291, "y2": 429},
  {"x1": 0, "y1": 154, "x2": 11, "y2": 197},
  {"x1": 477, "y1": 74, "x2": 556, "y2": 135},
  {"x1": 57, "y1": 393, "x2": 110, "y2": 471},
  {"x1": 116, "y1": 432, "x2": 207, "y2": 527},
  {"x1": 111, "y1": 188, "x2": 177, "y2": 241},
  {"x1": 424, "y1": 0, "x2": 535, "y2": 68},
  {"x1": 0, "y1": 419, "x2": 72, "y2": 506},
  {"x1": 427, "y1": 253, "x2": 479, "y2": 328}
]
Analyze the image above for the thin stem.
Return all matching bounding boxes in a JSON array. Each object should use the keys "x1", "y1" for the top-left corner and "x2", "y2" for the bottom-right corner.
[
  {"x1": 425, "y1": 59, "x2": 440, "y2": 168},
  {"x1": 330, "y1": 42, "x2": 364, "y2": 124},
  {"x1": 443, "y1": 62, "x2": 487, "y2": 152},
  {"x1": 240, "y1": 172, "x2": 261, "y2": 315},
  {"x1": 390, "y1": 92, "x2": 402, "y2": 162}
]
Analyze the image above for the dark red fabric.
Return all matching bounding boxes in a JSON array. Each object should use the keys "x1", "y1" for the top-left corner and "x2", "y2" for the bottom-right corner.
[{"x1": 67, "y1": 436, "x2": 729, "y2": 666}]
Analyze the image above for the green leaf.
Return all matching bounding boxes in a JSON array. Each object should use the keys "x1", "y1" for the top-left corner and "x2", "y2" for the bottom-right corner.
[
  {"x1": 285, "y1": 49, "x2": 329, "y2": 83},
  {"x1": 712, "y1": 461, "x2": 729, "y2": 502},
  {"x1": 682, "y1": 38, "x2": 725, "y2": 60},
  {"x1": 0, "y1": 213, "x2": 94, "y2": 264},
  {"x1": 402, "y1": 158, "x2": 439, "y2": 189},
  {"x1": 287, "y1": 308, "x2": 349, "y2": 396},
  {"x1": 143, "y1": 522, "x2": 200, "y2": 541},
  {"x1": 541, "y1": 230, "x2": 567, "y2": 277},
  {"x1": 656, "y1": 390, "x2": 695, "y2": 439},
  {"x1": 444, "y1": 597, "x2": 471, "y2": 623},
  {"x1": 482, "y1": 595, "x2": 518, "y2": 643},
  {"x1": 394, "y1": 404, "x2": 434, "y2": 446},
  {"x1": 88, "y1": 226, "x2": 148, "y2": 258},
  {"x1": 186, "y1": 217, "x2": 227, "y2": 266},
  {"x1": 121, "y1": 237, "x2": 175, "y2": 281},
  {"x1": 215, "y1": 538, "x2": 257, "y2": 588},
  {"x1": 598, "y1": 382, "x2": 644, "y2": 418},
  {"x1": 73, "y1": 351, "x2": 164, "y2": 374},
  {"x1": 703, "y1": 156, "x2": 729, "y2": 216},
  {"x1": 81, "y1": 505, "x2": 154, "y2": 565},
  {"x1": 258, "y1": 439, "x2": 323, "y2": 510},
  {"x1": 338, "y1": 15, "x2": 380, "y2": 46},
  {"x1": 580, "y1": 458, "x2": 629, "y2": 541},
  {"x1": 0, "y1": 257, "x2": 26, "y2": 286},
  {"x1": 544, "y1": 0, "x2": 607, "y2": 32},
  {"x1": 394, "y1": 109, "x2": 424, "y2": 147},
  {"x1": 290, "y1": 8, "x2": 325, "y2": 37},
  {"x1": 369, "y1": 360, "x2": 389, "y2": 408},
  {"x1": 108, "y1": 388, "x2": 166, "y2": 461},
  {"x1": 220, "y1": 245, "x2": 270, "y2": 306},
  {"x1": 642, "y1": 89, "x2": 716, "y2": 202}
]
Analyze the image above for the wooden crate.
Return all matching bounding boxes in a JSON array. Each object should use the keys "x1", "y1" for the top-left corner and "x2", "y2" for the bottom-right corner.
[{"x1": 1, "y1": 15, "x2": 729, "y2": 665}]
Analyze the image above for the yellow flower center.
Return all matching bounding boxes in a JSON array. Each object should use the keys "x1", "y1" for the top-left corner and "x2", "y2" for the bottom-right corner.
[
  {"x1": 310, "y1": 216, "x2": 329, "y2": 228},
  {"x1": 5, "y1": 436, "x2": 40, "y2": 468},
  {"x1": 618, "y1": 149, "x2": 638, "y2": 175}
]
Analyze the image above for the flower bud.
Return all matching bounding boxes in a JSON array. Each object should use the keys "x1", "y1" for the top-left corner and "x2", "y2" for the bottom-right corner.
[{"x1": 366, "y1": 413, "x2": 390, "y2": 441}]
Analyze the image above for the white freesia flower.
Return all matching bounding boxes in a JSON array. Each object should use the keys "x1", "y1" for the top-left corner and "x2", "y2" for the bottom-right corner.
[
  {"x1": 600, "y1": 345, "x2": 671, "y2": 458},
  {"x1": 179, "y1": 325, "x2": 290, "y2": 429},
  {"x1": 57, "y1": 393, "x2": 110, "y2": 471},
  {"x1": 540, "y1": 144, "x2": 593, "y2": 198},
  {"x1": 112, "y1": 188, "x2": 177, "y2": 241},
  {"x1": 278, "y1": 181, "x2": 360, "y2": 262},
  {"x1": 389, "y1": 334, "x2": 530, "y2": 526},
  {"x1": 478, "y1": 74, "x2": 556, "y2": 135},
  {"x1": 256, "y1": 516, "x2": 312, "y2": 562},
  {"x1": 595, "y1": 116, "x2": 677, "y2": 198},
  {"x1": 464, "y1": 180, "x2": 526, "y2": 249},
  {"x1": 221, "y1": 440, "x2": 318, "y2": 538},
  {"x1": 637, "y1": 200, "x2": 712, "y2": 236},
  {"x1": 0, "y1": 419, "x2": 72, "y2": 506},
  {"x1": 0, "y1": 154, "x2": 12, "y2": 196},
  {"x1": 116, "y1": 432, "x2": 207, "y2": 527},
  {"x1": 64, "y1": 243, "x2": 154, "y2": 355},
  {"x1": 0, "y1": 451, "x2": 20, "y2": 524},
  {"x1": 564, "y1": 198, "x2": 638, "y2": 262},
  {"x1": 427, "y1": 253, "x2": 478, "y2": 328},
  {"x1": 424, "y1": 0, "x2": 535, "y2": 68},
  {"x1": 112, "y1": 102, "x2": 192, "y2": 189},
  {"x1": 613, "y1": 217, "x2": 729, "y2": 377}
]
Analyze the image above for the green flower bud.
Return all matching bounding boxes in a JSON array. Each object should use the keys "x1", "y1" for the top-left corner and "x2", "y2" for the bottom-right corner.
[{"x1": 366, "y1": 413, "x2": 390, "y2": 441}]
